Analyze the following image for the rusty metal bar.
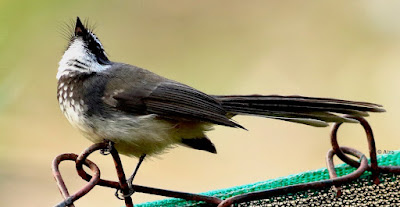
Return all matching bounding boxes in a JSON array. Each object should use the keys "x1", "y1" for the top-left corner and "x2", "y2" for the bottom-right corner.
[
  {"x1": 53, "y1": 117, "x2": 400, "y2": 206},
  {"x1": 326, "y1": 149, "x2": 342, "y2": 196},
  {"x1": 52, "y1": 153, "x2": 100, "y2": 207},
  {"x1": 216, "y1": 146, "x2": 368, "y2": 207},
  {"x1": 331, "y1": 116, "x2": 380, "y2": 184},
  {"x1": 75, "y1": 143, "x2": 121, "y2": 189},
  {"x1": 132, "y1": 185, "x2": 223, "y2": 205},
  {"x1": 109, "y1": 143, "x2": 134, "y2": 207},
  {"x1": 75, "y1": 142, "x2": 133, "y2": 207},
  {"x1": 74, "y1": 142, "x2": 223, "y2": 204},
  {"x1": 377, "y1": 165, "x2": 400, "y2": 173}
]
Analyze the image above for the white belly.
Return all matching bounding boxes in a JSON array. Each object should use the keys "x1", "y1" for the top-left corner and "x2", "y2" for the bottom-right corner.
[
  {"x1": 60, "y1": 95, "x2": 209, "y2": 158},
  {"x1": 87, "y1": 114, "x2": 182, "y2": 157}
]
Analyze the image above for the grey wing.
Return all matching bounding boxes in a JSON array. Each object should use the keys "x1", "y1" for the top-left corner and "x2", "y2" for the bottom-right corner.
[{"x1": 109, "y1": 80, "x2": 243, "y2": 128}]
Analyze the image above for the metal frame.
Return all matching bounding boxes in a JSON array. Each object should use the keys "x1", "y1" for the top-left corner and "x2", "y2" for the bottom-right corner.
[{"x1": 52, "y1": 116, "x2": 400, "y2": 207}]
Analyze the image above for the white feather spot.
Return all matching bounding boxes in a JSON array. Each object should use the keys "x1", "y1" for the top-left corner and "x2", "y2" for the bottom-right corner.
[{"x1": 113, "y1": 89, "x2": 125, "y2": 95}]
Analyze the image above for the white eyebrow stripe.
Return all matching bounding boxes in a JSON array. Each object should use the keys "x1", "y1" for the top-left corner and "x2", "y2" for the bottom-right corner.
[{"x1": 88, "y1": 31, "x2": 105, "y2": 51}]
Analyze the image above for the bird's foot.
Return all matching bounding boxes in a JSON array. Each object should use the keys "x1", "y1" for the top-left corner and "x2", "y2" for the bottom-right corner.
[
  {"x1": 100, "y1": 140, "x2": 114, "y2": 155},
  {"x1": 115, "y1": 187, "x2": 135, "y2": 200},
  {"x1": 114, "y1": 154, "x2": 147, "y2": 199}
]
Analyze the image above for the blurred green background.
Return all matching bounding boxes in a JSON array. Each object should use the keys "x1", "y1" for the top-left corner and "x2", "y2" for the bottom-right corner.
[{"x1": 1, "y1": 1, "x2": 399, "y2": 206}]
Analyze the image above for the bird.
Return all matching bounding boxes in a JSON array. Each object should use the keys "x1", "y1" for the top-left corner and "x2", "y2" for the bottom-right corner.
[{"x1": 57, "y1": 17, "x2": 384, "y2": 188}]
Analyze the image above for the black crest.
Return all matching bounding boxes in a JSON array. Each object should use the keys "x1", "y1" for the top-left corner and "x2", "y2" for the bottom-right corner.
[
  {"x1": 73, "y1": 17, "x2": 110, "y2": 65},
  {"x1": 75, "y1": 17, "x2": 87, "y2": 36}
]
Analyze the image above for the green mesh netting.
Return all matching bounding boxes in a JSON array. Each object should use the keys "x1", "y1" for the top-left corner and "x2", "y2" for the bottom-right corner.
[{"x1": 136, "y1": 151, "x2": 400, "y2": 206}]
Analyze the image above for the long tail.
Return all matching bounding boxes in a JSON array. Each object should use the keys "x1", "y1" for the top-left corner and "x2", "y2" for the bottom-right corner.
[{"x1": 215, "y1": 95, "x2": 385, "y2": 127}]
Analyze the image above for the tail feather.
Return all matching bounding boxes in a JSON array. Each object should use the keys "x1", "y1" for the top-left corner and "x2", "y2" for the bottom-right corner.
[
  {"x1": 215, "y1": 95, "x2": 384, "y2": 127},
  {"x1": 267, "y1": 116, "x2": 330, "y2": 127}
]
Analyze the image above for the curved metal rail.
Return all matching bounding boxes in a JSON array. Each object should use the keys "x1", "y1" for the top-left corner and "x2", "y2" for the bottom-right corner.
[{"x1": 52, "y1": 116, "x2": 400, "y2": 206}]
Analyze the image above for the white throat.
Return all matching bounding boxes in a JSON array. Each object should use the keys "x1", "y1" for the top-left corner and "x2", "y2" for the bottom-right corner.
[{"x1": 57, "y1": 39, "x2": 110, "y2": 79}]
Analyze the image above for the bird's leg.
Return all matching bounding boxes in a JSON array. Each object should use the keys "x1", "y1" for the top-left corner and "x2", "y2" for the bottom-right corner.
[
  {"x1": 124, "y1": 154, "x2": 146, "y2": 197},
  {"x1": 128, "y1": 154, "x2": 146, "y2": 184},
  {"x1": 100, "y1": 140, "x2": 114, "y2": 155}
]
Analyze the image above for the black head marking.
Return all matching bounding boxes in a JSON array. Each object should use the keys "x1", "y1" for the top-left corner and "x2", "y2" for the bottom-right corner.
[
  {"x1": 75, "y1": 17, "x2": 86, "y2": 36},
  {"x1": 73, "y1": 17, "x2": 110, "y2": 65}
]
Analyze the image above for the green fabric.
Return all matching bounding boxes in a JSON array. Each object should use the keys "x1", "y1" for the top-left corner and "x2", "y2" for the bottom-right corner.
[
  {"x1": 135, "y1": 151, "x2": 400, "y2": 207},
  {"x1": 240, "y1": 173, "x2": 400, "y2": 206}
]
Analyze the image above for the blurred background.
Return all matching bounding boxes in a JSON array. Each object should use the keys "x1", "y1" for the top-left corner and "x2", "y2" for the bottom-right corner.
[{"x1": 1, "y1": 1, "x2": 399, "y2": 206}]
